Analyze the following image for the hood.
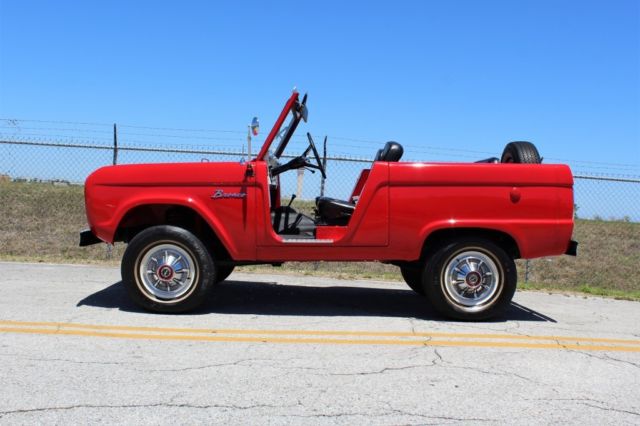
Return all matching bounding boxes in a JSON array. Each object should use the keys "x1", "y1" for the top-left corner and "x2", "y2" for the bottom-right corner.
[{"x1": 85, "y1": 162, "x2": 250, "y2": 187}]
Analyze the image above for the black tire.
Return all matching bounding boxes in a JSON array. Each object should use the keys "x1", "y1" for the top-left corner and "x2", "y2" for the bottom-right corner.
[
  {"x1": 216, "y1": 265, "x2": 235, "y2": 282},
  {"x1": 400, "y1": 264, "x2": 425, "y2": 295},
  {"x1": 121, "y1": 225, "x2": 216, "y2": 313},
  {"x1": 423, "y1": 238, "x2": 517, "y2": 320},
  {"x1": 501, "y1": 141, "x2": 541, "y2": 164}
]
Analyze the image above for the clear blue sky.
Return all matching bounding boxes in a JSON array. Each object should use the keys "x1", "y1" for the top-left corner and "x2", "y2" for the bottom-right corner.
[{"x1": 1, "y1": 0, "x2": 638, "y2": 175}]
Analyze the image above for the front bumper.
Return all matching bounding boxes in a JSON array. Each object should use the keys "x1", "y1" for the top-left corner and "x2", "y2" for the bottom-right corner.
[{"x1": 79, "y1": 229, "x2": 102, "y2": 247}]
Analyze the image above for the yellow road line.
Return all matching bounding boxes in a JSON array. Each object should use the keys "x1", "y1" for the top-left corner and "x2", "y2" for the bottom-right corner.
[
  {"x1": 1, "y1": 326, "x2": 640, "y2": 352},
  {"x1": 1, "y1": 325, "x2": 640, "y2": 353},
  {"x1": 0, "y1": 319, "x2": 639, "y2": 346}
]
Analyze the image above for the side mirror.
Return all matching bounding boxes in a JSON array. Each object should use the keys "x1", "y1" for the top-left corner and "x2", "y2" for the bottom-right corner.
[{"x1": 250, "y1": 117, "x2": 259, "y2": 136}]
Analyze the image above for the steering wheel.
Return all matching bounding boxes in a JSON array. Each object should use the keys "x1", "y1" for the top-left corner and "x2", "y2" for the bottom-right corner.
[
  {"x1": 271, "y1": 133, "x2": 327, "y2": 178},
  {"x1": 304, "y1": 132, "x2": 326, "y2": 179}
]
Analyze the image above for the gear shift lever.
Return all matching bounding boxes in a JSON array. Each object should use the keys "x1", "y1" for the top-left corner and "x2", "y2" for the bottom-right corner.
[{"x1": 287, "y1": 194, "x2": 296, "y2": 208}]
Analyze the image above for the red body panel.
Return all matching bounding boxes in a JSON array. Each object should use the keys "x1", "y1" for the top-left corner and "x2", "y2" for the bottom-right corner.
[
  {"x1": 350, "y1": 169, "x2": 370, "y2": 202},
  {"x1": 85, "y1": 162, "x2": 259, "y2": 260},
  {"x1": 386, "y1": 162, "x2": 574, "y2": 259},
  {"x1": 84, "y1": 158, "x2": 574, "y2": 262}
]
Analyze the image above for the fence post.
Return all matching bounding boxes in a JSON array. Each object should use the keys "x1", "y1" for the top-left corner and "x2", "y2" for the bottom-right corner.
[
  {"x1": 320, "y1": 136, "x2": 327, "y2": 196},
  {"x1": 113, "y1": 123, "x2": 118, "y2": 165},
  {"x1": 524, "y1": 259, "x2": 530, "y2": 283},
  {"x1": 296, "y1": 169, "x2": 304, "y2": 198},
  {"x1": 320, "y1": 169, "x2": 326, "y2": 197}
]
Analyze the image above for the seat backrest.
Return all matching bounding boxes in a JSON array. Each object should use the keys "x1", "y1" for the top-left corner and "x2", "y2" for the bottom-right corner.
[
  {"x1": 374, "y1": 149, "x2": 383, "y2": 161},
  {"x1": 379, "y1": 141, "x2": 403, "y2": 162}
]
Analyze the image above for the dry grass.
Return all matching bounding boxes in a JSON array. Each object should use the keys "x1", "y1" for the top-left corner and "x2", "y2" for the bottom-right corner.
[
  {"x1": 524, "y1": 220, "x2": 639, "y2": 293},
  {"x1": 1, "y1": 181, "x2": 638, "y2": 300},
  {"x1": 0, "y1": 180, "x2": 124, "y2": 264}
]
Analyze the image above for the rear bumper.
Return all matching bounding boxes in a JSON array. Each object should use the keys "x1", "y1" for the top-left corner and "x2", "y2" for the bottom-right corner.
[
  {"x1": 565, "y1": 240, "x2": 578, "y2": 256},
  {"x1": 79, "y1": 229, "x2": 102, "y2": 247}
]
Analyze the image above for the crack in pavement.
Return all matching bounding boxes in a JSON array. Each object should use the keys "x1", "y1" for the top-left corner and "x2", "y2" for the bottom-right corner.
[
  {"x1": 401, "y1": 347, "x2": 542, "y2": 385},
  {"x1": 434, "y1": 348, "x2": 444, "y2": 364},
  {"x1": 0, "y1": 402, "x2": 299, "y2": 419},
  {"x1": 323, "y1": 348, "x2": 444, "y2": 377},
  {"x1": 600, "y1": 353, "x2": 640, "y2": 369},
  {"x1": 440, "y1": 364, "x2": 542, "y2": 385},
  {"x1": 578, "y1": 402, "x2": 640, "y2": 417},
  {"x1": 387, "y1": 410, "x2": 496, "y2": 423},
  {"x1": 565, "y1": 349, "x2": 640, "y2": 369},
  {"x1": 279, "y1": 409, "x2": 496, "y2": 423},
  {"x1": 0, "y1": 353, "x2": 127, "y2": 366},
  {"x1": 381, "y1": 401, "x2": 497, "y2": 423},
  {"x1": 0, "y1": 353, "x2": 311, "y2": 373},
  {"x1": 408, "y1": 317, "x2": 419, "y2": 336},
  {"x1": 527, "y1": 395, "x2": 638, "y2": 416},
  {"x1": 149, "y1": 358, "x2": 270, "y2": 372},
  {"x1": 327, "y1": 363, "x2": 438, "y2": 377}
]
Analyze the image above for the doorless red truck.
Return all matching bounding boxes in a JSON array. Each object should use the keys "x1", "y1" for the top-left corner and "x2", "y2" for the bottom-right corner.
[{"x1": 81, "y1": 91, "x2": 576, "y2": 320}]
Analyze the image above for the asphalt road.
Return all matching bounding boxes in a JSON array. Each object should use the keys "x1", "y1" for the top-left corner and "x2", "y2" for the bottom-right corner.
[{"x1": 0, "y1": 261, "x2": 639, "y2": 425}]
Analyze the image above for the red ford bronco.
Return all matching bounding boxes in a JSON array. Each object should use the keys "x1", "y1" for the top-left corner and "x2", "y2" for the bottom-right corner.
[{"x1": 81, "y1": 91, "x2": 577, "y2": 320}]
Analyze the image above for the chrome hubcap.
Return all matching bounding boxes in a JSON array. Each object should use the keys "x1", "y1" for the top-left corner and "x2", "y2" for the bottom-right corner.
[
  {"x1": 138, "y1": 243, "x2": 196, "y2": 301},
  {"x1": 443, "y1": 250, "x2": 500, "y2": 309}
]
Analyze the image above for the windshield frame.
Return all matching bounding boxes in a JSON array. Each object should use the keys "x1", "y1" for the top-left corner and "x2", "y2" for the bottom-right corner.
[{"x1": 257, "y1": 91, "x2": 305, "y2": 160}]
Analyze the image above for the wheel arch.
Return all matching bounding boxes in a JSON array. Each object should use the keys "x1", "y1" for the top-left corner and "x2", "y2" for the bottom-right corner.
[
  {"x1": 421, "y1": 227, "x2": 521, "y2": 260},
  {"x1": 114, "y1": 202, "x2": 231, "y2": 260}
]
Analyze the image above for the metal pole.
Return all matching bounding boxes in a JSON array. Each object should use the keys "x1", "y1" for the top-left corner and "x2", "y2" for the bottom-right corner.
[
  {"x1": 247, "y1": 125, "x2": 252, "y2": 161},
  {"x1": 320, "y1": 136, "x2": 327, "y2": 196},
  {"x1": 296, "y1": 169, "x2": 304, "y2": 198},
  {"x1": 113, "y1": 123, "x2": 118, "y2": 165}
]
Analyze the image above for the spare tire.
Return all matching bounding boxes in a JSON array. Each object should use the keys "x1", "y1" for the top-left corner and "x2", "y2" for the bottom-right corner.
[{"x1": 501, "y1": 141, "x2": 541, "y2": 164}]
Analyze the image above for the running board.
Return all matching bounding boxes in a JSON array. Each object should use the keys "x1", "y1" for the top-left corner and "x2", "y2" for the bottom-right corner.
[{"x1": 281, "y1": 239, "x2": 334, "y2": 244}]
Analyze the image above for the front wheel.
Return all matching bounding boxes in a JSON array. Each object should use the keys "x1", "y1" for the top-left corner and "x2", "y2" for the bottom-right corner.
[
  {"x1": 215, "y1": 264, "x2": 235, "y2": 283},
  {"x1": 424, "y1": 238, "x2": 517, "y2": 320},
  {"x1": 121, "y1": 225, "x2": 216, "y2": 313},
  {"x1": 400, "y1": 264, "x2": 425, "y2": 295}
]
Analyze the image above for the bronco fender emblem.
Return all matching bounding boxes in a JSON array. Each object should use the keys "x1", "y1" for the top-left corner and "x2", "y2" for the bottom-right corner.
[{"x1": 211, "y1": 189, "x2": 247, "y2": 199}]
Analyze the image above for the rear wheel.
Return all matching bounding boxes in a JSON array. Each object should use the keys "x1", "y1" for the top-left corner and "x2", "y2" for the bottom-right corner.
[
  {"x1": 501, "y1": 141, "x2": 541, "y2": 164},
  {"x1": 424, "y1": 238, "x2": 517, "y2": 320},
  {"x1": 122, "y1": 225, "x2": 216, "y2": 313},
  {"x1": 400, "y1": 264, "x2": 425, "y2": 295}
]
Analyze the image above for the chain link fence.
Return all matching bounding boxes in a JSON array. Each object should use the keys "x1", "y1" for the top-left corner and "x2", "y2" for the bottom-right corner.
[
  {"x1": 1, "y1": 136, "x2": 638, "y2": 292},
  {"x1": 0, "y1": 139, "x2": 367, "y2": 200}
]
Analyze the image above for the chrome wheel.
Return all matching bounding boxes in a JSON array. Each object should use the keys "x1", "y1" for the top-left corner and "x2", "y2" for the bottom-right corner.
[
  {"x1": 442, "y1": 250, "x2": 500, "y2": 310},
  {"x1": 137, "y1": 243, "x2": 197, "y2": 303}
]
